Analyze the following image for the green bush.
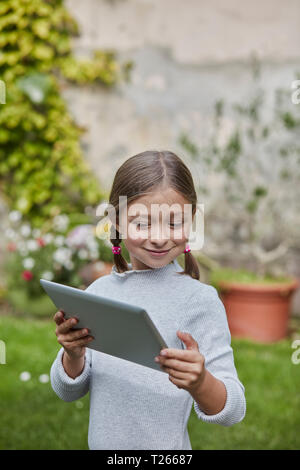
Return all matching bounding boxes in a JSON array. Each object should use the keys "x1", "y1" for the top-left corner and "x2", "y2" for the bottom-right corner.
[
  {"x1": 209, "y1": 266, "x2": 294, "y2": 293},
  {"x1": 0, "y1": 0, "x2": 130, "y2": 228}
]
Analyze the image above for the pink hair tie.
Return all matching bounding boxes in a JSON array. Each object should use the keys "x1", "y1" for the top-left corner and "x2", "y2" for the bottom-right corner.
[
  {"x1": 112, "y1": 245, "x2": 122, "y2": 255},
  {"x1": 184, "y1": 245, "x2": 191, "y2": 254}
]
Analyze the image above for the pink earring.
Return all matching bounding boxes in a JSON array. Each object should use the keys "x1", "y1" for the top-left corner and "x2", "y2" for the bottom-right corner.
[{"x1": 184, "y1": 244, "x2": 191, "y2": 254}]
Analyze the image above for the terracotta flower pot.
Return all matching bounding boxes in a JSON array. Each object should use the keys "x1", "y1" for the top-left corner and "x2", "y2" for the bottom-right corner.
[{"x1": 218, "y1": 278, "x2": 300, "y2": 343}]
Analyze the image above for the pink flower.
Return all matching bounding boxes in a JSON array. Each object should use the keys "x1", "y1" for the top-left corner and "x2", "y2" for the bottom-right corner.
[
  {"x1": 7, "y1": 242, "x2": 17, "y2": 252},
  {"x1": 22, "y1": 270, "x2": 33, "y2": 281},
  {"x1": 36, "y1": 237, "x2": 45, "y2": 247},
  {"x1": 66, "y1": 225, "x2": 93, "y2": 248}
]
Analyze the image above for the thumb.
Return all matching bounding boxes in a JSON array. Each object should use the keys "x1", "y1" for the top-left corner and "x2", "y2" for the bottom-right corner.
[{"x1": 176, "y1": 330, "x2": 199, "y2": 351}]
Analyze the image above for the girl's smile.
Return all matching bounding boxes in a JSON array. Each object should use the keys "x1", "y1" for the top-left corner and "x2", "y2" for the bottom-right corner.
[
  {"x1": 117, "y1": 187, "x2": 193, "y2": 271},
  {"x1": 144, "y1": 247, "x2": 171, "y2": 257}
]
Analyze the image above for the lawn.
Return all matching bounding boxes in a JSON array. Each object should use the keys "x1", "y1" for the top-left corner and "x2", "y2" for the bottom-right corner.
[{"x1": 0, "y1": 312, "x2": 300, "y2": 450}]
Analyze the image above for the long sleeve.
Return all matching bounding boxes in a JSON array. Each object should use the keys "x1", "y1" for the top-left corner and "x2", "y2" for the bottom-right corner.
[
  {"x1": 50, "y1": 283, "x2": 95, "y2": 402},
  {"x1": 186, "y1": 285, "x2": 246, "y2": 426},
  {"x1": 50, "y1": 347, "x2": 92, "y2": 402}
]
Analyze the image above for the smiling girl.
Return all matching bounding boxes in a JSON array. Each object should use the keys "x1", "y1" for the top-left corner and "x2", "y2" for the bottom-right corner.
[{"x1": 50, "y1": 150, "x2": 246, "y2": 450}]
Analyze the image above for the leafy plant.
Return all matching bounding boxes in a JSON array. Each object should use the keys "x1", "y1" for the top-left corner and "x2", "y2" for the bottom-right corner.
[
  {"x1": 0, "y1": 0, "x2": 132, "y2": 228},
  {"x1": 179, "y1": 67, "x2": 300, "y2": 278},
  {"x1": 209, "y1": 267, "x2": 293, "y2": 293}
]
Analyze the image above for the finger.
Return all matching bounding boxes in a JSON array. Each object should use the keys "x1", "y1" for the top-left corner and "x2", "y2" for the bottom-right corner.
[
  {"x1": 159, "y1": 348, "x2": 199, "y2": 362},
  {"x1": 57, "y1": 317, "x2": 78, "y2": 334},
  {"x1": 159, "y1": 358, "x2": 196, "y2": 373},
  {"x1": 54, "y1": 310, "x2": 65, "y2": 325},
  {"x1": 176, "y1": 331, "x2": 199, "y2": 351},
  {"x1": 64, "y1": 336, "x2": 94, "y2": 348},
  {"x1": 168, "y1": 376, "x2": 187, "y2": 388},
  {"x1": 60, "y1": 328, "x2": 90, "y2": 343},
  {"x1": 163, "y1": 367, "x2": 188, "y2": 380}
]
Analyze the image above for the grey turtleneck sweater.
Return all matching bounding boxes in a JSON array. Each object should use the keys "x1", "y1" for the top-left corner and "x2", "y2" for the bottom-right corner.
[{"x1": 50, "y1": 258, "x2": 246, "y2": 450}]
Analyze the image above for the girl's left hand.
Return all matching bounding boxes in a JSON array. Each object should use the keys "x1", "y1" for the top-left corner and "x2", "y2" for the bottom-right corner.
[{"x1": 155, "y1": 331, "x2": 206, "y2": 394}]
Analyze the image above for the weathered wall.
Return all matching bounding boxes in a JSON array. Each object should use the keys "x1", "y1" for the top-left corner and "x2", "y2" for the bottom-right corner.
[
  {"x1": 63, "y1": 0, "x2": 300, "y2": 193},
  {"x1": 2, "y1": 0, "x2": 300, "y2": 313},
  {"x1": 61, "y1": 0, "x2": 300, "y2": 313}
]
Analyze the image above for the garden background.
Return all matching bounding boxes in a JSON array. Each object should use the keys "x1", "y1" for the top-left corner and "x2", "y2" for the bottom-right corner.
[{"x1": 0, "y1": 0, "x2": 300, "y2": 450}]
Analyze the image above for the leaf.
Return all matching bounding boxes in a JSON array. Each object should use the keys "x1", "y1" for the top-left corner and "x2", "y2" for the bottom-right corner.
[{"x1": 16, "y1": 73, "x2": 53, "y2": 104}]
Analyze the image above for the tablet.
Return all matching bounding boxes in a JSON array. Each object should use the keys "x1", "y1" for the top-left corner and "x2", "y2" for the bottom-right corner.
[{"x1": 40, "y1": 278, "x2": 169, "y2": 373}]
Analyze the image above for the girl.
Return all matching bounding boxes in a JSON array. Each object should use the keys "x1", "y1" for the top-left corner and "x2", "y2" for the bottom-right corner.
[{"x1": 51, "y1": 150, "x2": 246, "y2": 450}]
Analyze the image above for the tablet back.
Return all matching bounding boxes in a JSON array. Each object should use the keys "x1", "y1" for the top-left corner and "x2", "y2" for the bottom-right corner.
[{"x1": 40, "y1": 279, "x2": 169, "y2": 373}]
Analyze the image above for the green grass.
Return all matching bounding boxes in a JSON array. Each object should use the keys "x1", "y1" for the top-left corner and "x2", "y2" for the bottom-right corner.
[{"x1": 0, "y1": 312, "x2": 300, "y2": 449}]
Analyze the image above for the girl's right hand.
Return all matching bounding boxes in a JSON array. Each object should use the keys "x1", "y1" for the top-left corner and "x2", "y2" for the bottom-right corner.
[{"x1": 53, "y1": 310, "x2": 94, "y2": 360}]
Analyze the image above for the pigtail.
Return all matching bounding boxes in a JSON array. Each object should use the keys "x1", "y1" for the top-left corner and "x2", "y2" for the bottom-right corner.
[
  {"x1": 110, "y1": 228, "x2": 129, "y2": 274},
  {"x1": 177, "y1": 251, "x2": 200, "y2": 280}
]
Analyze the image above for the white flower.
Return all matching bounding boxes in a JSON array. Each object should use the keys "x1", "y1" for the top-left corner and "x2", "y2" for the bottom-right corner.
[
  {"x1": 64, "y1": 260, "x2": 74, "y2": 270},
  {"x1": 27, "y1": 239, "x2": 39, "y2": 251},
  {"x1": 53, "y1": 247, "x2": 72, "y2": 265},
  {"x1": 17, "y1": 241, "x2": 29, "y2": 256},
  {"x1": 53, "y1": 214, "x2": 69, "y2": 232},
  {"x1": 39, "y1": 374, "x2": 49, "y2": 383},
  {"x1": 23, "y1": 257, "x2": 35, "y2": 269},
  {"x1": 9, "y1": 210, "x2": 22, "y2": 223},
  {"x1": 19, "y1": 371, "x2": 31, "y2": 382},
  {"x1": 20, "y1": 224, "x2": 31, "y2": 237},
  {"x1": 78, "y1": 248, "x2": 88, "y2": 260},
  {"x1": 32, "y1": 228, "x2": 41, "y2": 238},
  {"x1": 54, "y1": 235, "x2": 65, "y2": 247},
  {"x1": 66, "y1": 225, "x2": 94, "y2": 248},
  {"x1": 41, "y1": 271, "x2": 54, "y2": 281},
  {"x1": 44, "y1": 233, "x2": 54, "y2": 244},
  {"x1": 4, "y1": 228, "x2": 17, "y2": 240},
  {"x1": 86, "y1": 238, "x2": 98, "y2": 252}
]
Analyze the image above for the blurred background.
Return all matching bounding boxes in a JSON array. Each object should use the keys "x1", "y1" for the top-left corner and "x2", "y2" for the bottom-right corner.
[{"x1": 0, "y1": 0, "x2": 299, "y2": 450}]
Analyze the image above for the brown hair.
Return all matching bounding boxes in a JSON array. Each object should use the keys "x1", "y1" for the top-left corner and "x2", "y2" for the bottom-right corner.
[{"x1": 104, "y1": 150, "x2": 200, "y2": 280}]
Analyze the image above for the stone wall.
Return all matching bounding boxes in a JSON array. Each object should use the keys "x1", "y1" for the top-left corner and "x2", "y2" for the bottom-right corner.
[
  {"x1": 63, "y1": 0, "x2": 300, "y2": 193},
  {"x1": 61, "y1": 0, "x2": 300, "y2": 313},
  {"x1": 1, "y1": 0, "x2": 300, "y2": 312}
]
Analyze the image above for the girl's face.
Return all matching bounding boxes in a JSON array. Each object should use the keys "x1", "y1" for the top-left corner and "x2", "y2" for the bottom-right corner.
[{"x1": 117, "y1": 187, "x2": 195, "y2": 271}]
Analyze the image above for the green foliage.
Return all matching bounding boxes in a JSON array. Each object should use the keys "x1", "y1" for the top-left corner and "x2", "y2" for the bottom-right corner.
[
  {"x1": 218, "y1": 130, "x2": 241, "y2": 177},
  {"x1": 178, "y1": 132, "x2": 198, "y2": 159},
  {"x1": 209, "y1": 266, "x2": 293, "y2": 292},
  {"x1": 0, "y1": 0, "x2": 129, "y2": 228}
]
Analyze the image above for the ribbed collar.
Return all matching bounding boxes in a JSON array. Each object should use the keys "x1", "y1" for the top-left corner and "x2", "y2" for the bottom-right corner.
[{"x1": 111, "y1": 258, "x2": 183, "y2": 277}]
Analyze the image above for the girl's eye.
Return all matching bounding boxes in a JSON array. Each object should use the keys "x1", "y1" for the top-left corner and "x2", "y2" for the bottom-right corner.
[
  {"x1": 170, "y1": 223, "x2": 182, "y2": 228},
  {"x1": 131, "y1": 222, "x2": 182, "y2": 229}
]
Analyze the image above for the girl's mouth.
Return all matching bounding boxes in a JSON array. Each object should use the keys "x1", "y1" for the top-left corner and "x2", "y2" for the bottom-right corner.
[{"x1": 145, "y1": 249, "x2": 170, "y2": 257}]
